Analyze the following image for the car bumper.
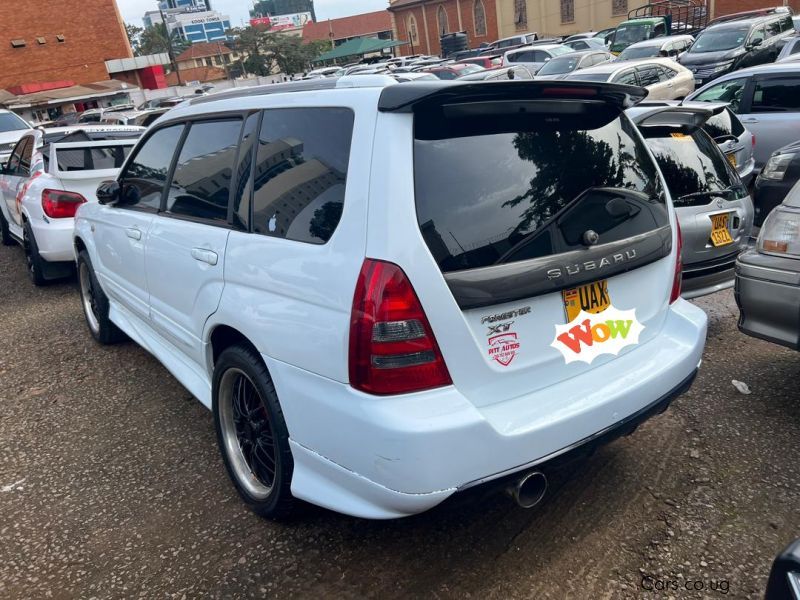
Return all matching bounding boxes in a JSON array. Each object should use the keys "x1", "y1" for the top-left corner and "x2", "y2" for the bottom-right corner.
[
  {"x1": 738, "y1": 157, "x2": 757, "y2": 188},
  {"x1": 753, "y1": 176, "x2": 795, "y2": 227},
  {"x1": 267, "y1": 300, "x2": 707, "y2": 519},
  {"x1": 735, "y1": 250, "x2": 800, "y2": 350},
  {"x1": 681, "y1": 252, "x2": 739, "y2": 299},
  {"x1": 29, "y1": 216, "x2": 75, "y2": 263}
]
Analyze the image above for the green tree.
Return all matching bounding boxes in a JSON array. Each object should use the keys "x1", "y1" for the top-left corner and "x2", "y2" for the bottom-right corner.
[
  {"x1": 227, "y1": 25, "x2": 327, "y2": 77},
  {"x1": 125, "y1": 23, "x2": 143, "y2": 55},
  {"x1": 138, "y1": 23, "x2": 190, "y2": 58}
]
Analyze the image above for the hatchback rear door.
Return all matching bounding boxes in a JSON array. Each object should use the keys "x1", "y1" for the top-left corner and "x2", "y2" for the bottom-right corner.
[{"x1": 370, "y1": 82, "x2": 677, "y2": 408}]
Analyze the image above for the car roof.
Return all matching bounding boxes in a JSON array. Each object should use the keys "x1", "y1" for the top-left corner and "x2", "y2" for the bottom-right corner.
[
  {"x1": 571, "y1": 57, "x2": 677, "y2": 74},
  {"x1": 506, "y1": 43, "x2": 567, "y2": 54},
  {"x1": 625, "y1": 35, "x2": 695, "y2": 48}
]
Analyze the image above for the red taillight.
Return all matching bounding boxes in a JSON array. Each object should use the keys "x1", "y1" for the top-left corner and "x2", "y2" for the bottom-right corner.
[
  {"x1": 670, "y1": 221, "x2": 683, "y2": 304},
  {"x1": 751, "y1": 133, "x2": 756, "y2": 148},
  {"x1": 349, "y1": 259, "x2": 452, "y2": 395},
  {"x1": 42, "y1": 189, "x2": 86, "y2": 218}
]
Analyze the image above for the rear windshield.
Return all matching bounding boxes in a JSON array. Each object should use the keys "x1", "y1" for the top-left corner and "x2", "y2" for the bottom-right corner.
[
  {"x1": 618, "y1": 46, "x2": 660, "y2": 60},
  {"x1": 643, "y1": 129, "x2": 746, "y2": 207},
  {"x1": 690, "y1": 27, "x2": 749, "y2": 53},
  {"x1": 414, "y1": 111, "x2": 667, "y2": 273},
  {"x1": 537, "y1": 55, "x2": 580, "y2": 75},
  {"x1": 56, "y1": 145, "x2": 132, "y2": 171}
]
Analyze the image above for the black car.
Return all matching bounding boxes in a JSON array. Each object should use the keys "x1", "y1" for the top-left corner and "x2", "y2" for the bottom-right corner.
[
  {"x1": 765, "y1": 538, "x2": 800, "y2": 600},
  {"x1": 679, "y1": 11, "x2": 795, "y2": 86},
  {"x1": 753, "y1": 138, "x2": 800, "y2": 225}
]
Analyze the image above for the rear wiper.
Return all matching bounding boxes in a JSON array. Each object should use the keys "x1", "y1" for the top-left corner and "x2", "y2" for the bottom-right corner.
[{"x1": 676, "y1": 186, "x2": 736, "y2": 203}]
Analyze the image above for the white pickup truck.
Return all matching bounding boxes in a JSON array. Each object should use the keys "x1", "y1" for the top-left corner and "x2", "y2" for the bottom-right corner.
[{"x1": 0, "y1": 125, "x2": 142, "y2": 285}]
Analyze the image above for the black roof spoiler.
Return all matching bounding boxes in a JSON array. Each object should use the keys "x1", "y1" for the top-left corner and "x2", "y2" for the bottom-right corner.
[
  {"x1": 630, "y1": 105, "x2": 716, "y2": 132},
  {"x1": 377, "y1": 81, "x2": 649, "y2": 113}
]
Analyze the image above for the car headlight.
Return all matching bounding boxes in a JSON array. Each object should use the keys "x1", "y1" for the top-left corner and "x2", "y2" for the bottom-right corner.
[
  {"x1": 757, "y1": 206, "x2": 800, "y2": 257},
  {"x1": 761, "y1": 152, "x2": 796, "y2": 181},
  {"x1": 711, "y1": 61, "x2": 734, "y2": 73}
]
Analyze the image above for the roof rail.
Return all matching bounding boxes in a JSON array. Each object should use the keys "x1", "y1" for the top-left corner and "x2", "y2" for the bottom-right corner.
[{"x1": 708, "y1": 5, "x2": 792, "y2": 26}]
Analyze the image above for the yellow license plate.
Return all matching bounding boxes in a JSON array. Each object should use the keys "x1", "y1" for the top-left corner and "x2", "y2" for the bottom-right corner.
[
  {"x1": 726, "y1": 152, "x2": 737, "y2": 168},
  {"x1": 562, "y1": 280, "x2": 610, "y2": 323},
  {"x1": 710, "y1": 213, "x2": 734, "y2": 247}
]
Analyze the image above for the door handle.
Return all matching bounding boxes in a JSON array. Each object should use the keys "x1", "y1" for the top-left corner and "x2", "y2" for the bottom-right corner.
[
  {"x1": 125, "y1": 227, "x2": 142, "y2": 241},
  {"x1": 191, "y1": 248, "x2": 218, "y2": 266},
  {"x1": 740, "y1": 118, "x2": 759, "y2": 124}
]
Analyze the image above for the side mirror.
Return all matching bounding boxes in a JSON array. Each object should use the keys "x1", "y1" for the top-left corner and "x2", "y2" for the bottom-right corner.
[
  {"x1": 96, "y1": 180, "x2": 120, "y2": 205},
  {"x1": 750, "y1": 38, "x2": 763, "y2": 48}
]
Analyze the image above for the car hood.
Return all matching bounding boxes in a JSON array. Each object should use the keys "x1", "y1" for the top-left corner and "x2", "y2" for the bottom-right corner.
[
  {"x1": 680, "y1": 48, "x2": 743, "y2": 67},
  {"x1": 773, "y1": 138, "x2": 800, "y2": 156}
]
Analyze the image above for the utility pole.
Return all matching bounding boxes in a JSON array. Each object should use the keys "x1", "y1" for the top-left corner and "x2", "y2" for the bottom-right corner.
[{"x1": 158, "y1": 3, "x2": 183, "y2": 86}]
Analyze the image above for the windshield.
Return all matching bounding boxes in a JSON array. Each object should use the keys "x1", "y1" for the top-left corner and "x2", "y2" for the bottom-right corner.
[
  {"x1": 549, "y1": 46, "x2": 574, "y2": 57},
  {"x1": 619, "y1": 45, "x2": 660, "y2": 60},
  {"x1": 644, "y1": 129, "x2": 746, "y2": 207},
  {"x1": 0, "y1": 113, "x2": 30, "y2": 133},
  {"x1": 414, "y1": 112, "x2": 666, "y2": 272},
  {"x1": 690, "y1": 27, "x2": 749, "y2": 53},
  {"x1": 614, "y1": 24, "x2": 652, "y2": 46},
  {"x1": 537, "y1": 55, "x2": 581, "y2": 75}
]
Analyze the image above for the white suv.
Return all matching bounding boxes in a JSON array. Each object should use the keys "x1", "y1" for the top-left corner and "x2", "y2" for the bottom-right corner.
[{"x1": 73, "y1": 77, "x2": 708, "y2": 520}]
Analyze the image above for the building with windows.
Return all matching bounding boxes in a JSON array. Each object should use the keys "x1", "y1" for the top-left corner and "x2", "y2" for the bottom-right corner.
[
  {"x1": 144, "y1": 4, "x2": 231, "y2": 44},
  {"x1": 389, "y1": 0, "x2": 500, "y2": 56},
  {"x1": 251, "y1": 0, "x2": 317, "y2": 22},
  {"x1": 303, "y1": 11, "x2": 394, "y2": 48}
]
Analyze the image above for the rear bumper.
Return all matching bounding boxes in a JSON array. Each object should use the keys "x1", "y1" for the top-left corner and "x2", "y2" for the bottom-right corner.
[
  {"x1": 267, "y1": 300, "x2": 707, "y2": 519},
  {"x1": 29, "y1": 216, "x2": 75, "y2": 263},
  {"x1": 681, "y1": 252, "x2": 739, "y2": 299},
  {"x1": 735, "y1": 250, "x2": 800, "y2": 350}
]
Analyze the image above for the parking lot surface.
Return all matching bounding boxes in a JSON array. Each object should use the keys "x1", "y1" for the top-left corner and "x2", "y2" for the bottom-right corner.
[{"x1": 1, "y1": 243, "x2": 798, "y2": 599}]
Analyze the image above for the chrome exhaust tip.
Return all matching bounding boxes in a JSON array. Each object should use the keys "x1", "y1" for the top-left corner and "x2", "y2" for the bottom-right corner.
[{"x1": 507, "y1": 471, "x2": 548, "y2": 509}]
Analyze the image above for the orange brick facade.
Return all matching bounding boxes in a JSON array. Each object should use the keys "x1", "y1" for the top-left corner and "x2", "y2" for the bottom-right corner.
[
  {"x1": 391, "y1": 0, "x2": 499, "y2": 56},
  {"x1": 0, "y1": 0, "x2": 133, "y2": 90}
]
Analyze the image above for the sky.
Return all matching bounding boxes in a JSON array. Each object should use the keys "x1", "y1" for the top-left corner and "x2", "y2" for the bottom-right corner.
[{"x1": 117, "y1": 0, "x2": 390, "y2": 28}]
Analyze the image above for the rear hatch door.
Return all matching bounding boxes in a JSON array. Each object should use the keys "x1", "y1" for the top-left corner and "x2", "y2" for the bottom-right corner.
[{"x1": 376, "y1": 82, "x2": 678, "y2": 408}]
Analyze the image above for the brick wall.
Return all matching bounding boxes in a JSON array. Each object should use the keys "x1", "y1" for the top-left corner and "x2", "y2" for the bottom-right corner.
[
  {"x1": 714, "y1": 0, "x2": 800, "y2": 17},
  {"x1": 0, "y1": 0, "x2": 133, "y2": 90},
  {"x1": 391, "y1": 0, "x2": 499, "y2": 56}
]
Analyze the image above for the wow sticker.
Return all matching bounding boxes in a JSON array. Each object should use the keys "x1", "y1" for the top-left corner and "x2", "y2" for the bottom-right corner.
[{"x1": 551, "y1": 306, "x2": 644, "y2": 365}]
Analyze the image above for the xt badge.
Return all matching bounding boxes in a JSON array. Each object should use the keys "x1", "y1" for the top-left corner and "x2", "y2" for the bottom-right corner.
[{"x1": 487, "y1": 321, "x2": 514, "y2": 336}]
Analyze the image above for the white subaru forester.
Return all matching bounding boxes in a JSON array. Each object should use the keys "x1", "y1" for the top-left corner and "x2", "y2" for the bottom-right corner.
[{"x1": 73, "y1": 76, "x2": 708, "y2": 519}]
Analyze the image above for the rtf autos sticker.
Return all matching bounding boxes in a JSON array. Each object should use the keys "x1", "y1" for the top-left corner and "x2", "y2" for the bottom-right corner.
[
  {"x1": 488, "y1": 331, "x2": 520, "y2": 366},
  {"x1": 551, "y1": 306, "x2": 644, "y2": 365}
]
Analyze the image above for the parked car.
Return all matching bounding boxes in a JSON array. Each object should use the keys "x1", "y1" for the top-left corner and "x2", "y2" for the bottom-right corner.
[
  {"x1": 562, "y1": 38, "x2": 608, "y2": 52},
  {"x1": 302, "y1": 66, "x2": 341, "y2": 79},
  {"x1": 457, "y1": 65, "x2": 533, "y2": 80},
  {"x1": 392, "y1": 72, "x2": 440, "y2": 83},
  {"x1": 679, "y1": 12, "x2": 795, "y2": 87},
  {"x1": 777, "y1": 34, "x2": 800, "y2": 60},
  {"x1": 628, "y1": 103, "x2": 754, "y2": 298},
  {"x1": 594, "y1": 27, "x2": 617, "y2": 45},
  {"x1": 421, "y1": 63, "x2": 485, "y2": 80},
  {"x1": 563, "y1": 32, "x2": 596, "y2": 42},
  {"x1": 752, "y1": 140, "x2": 800, "y2": 225},
  {"x1": 687, "y1": 63, "x2": 800, "y2": 168},
  {"x1": 0, "y1": 125, "x2": 142, "y2": 283},
  {"x1": 135, "y1": 108, "x2": 171, "y2": 128},
  {"x1": 565, "y1": 58, "x2": 695, "y2": 100},
  {"x1": 735, "y1": 180, "x2": 800, "y2": 350},
  {"x1": 503, "y1": 43, "x2": 574, "y2": 74},
  {"x1": 459, "y1": 55, "x2": 503, "y2": 69},
  {"x1": 534, "y1": 50, "x2": 614, "y2": 79},
  {"x1": 72, "y1": 77, "x2": 706, "y2": 520},
  {"x1": 617, "y1": 35, "x2": 695, "y2": 61},
  {"x1": 482, "y1": 32, "x2": 540, "y2": 54},
  {"x1": 101, "y1": 110, "x2": 147, "y2": 126},
  {"x1": 0, "y1": 109, "x2": 33, "y2": 168},
  {"x1": 765, "y1": 538, "x2": 800, "y2": 598}
]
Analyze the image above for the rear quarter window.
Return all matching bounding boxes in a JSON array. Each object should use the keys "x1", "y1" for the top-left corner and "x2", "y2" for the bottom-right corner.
[{"x1": 56, "y1": 145, "x2": 132, "y2": 171}]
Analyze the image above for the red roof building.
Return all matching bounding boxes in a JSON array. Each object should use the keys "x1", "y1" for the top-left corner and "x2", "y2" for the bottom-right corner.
[{"x1": 303, "y1": 10, "x2": 394, "y2": 45}]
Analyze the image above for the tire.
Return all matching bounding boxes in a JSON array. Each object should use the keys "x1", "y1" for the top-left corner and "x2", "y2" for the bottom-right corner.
[
  {"x1": 213, "y1": 344, "x2": 295, "y2": 519},
  {"x1": 77, "y1": 249, "x2": 126, "y2": 344},
  {"x1": 23, "y1": 221, "x2": 47, "y2": 286},
  {"x1": 0, "y1": 211, "x2": 12, "y2": 246}
]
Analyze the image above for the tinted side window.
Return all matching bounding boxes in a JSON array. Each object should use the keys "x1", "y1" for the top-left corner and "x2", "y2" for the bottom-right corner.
[
  {"x1": 766, "y1": 19, "x2": 781, "y2": 38},
  {"x1": 252, "y1": 108, "x2": 354, "y2": 244},
  {"x1": 232, "y1": 113, "x2": 260, "y2": 230},
  {"x1": 702, "y1": 108, "x2": 745, "y2": 140},
  {"x1": 119, "y1": 124, "x2": 184, "y2": 211},
  {"x1": 6, "y1": 137, "x2": 28, "y2": 175},
  {"x1": 781, "y1": 15, "x2": 794, "y2": 32},
  {"x1": 751, "y1": 77, "x2": 800, "y2": 112},
  {"x1": 750, "y1": 26, "x2": 765, "y2": 44},
  {"x1": 693, "y1": 77, "x2": 748, "y2": 112},
  {"x1": 165, "y1": 119, "x2": 242, "y2": 223},
  {"x1": 637, "y1": 66, "x2": 661, "y2": 86}
]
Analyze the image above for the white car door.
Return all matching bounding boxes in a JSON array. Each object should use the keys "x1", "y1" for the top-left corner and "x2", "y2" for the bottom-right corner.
[
  {"x1": 145, "y1": 117, "x2": 245, "y2": 368},
  {"x1": 92, "y1": 124, "x2": 186, "y2": 321},
  {"x1": 0, "y1": 135, "x2": 34, "y2": 234}
]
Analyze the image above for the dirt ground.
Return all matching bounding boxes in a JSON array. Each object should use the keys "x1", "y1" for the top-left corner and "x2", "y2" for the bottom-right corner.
[{"x1": 1, "y1": 243, "x2": 798, "y2": 599}]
